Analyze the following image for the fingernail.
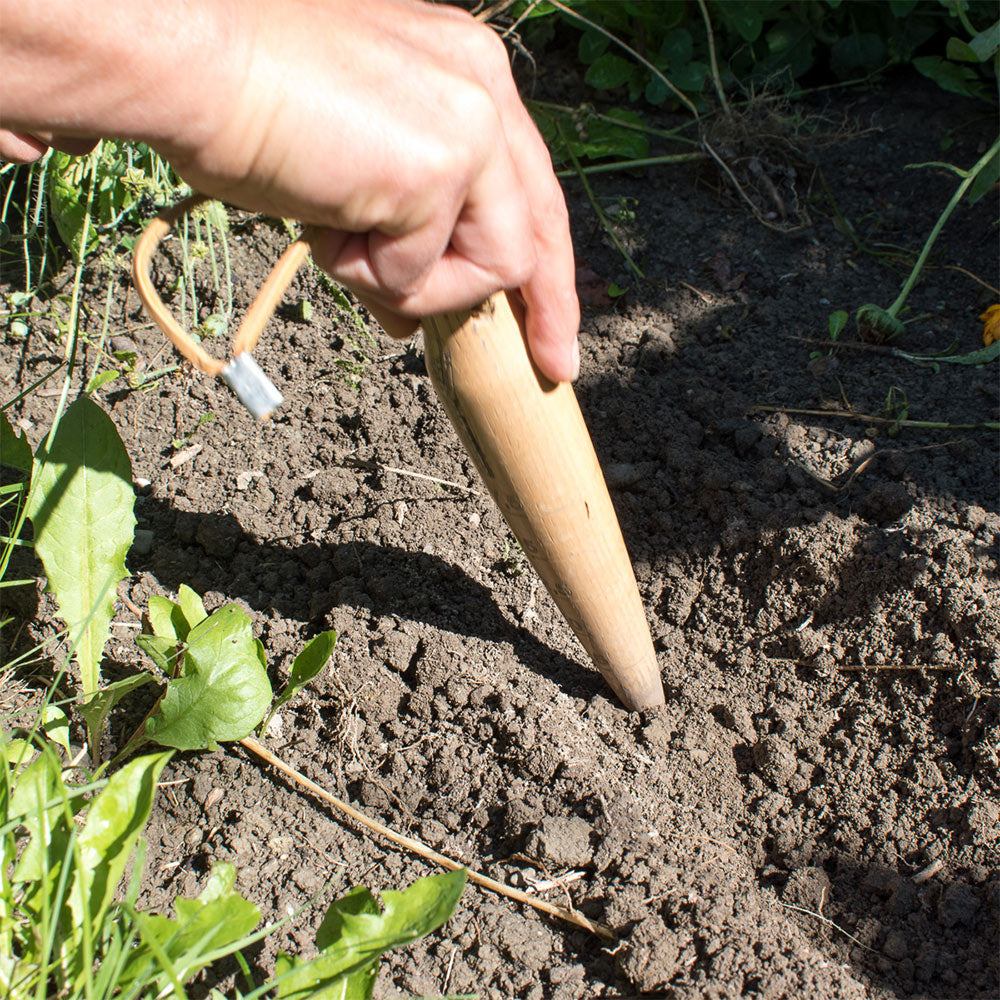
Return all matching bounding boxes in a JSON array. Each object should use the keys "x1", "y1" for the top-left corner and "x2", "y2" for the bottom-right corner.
[{"x1": 570, "y1": 339, "x2": 580, "y2": 381}]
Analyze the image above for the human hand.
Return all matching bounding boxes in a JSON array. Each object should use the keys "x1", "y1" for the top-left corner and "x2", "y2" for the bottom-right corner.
[{"x1": 160, "y1": 0, "x2": 580, "y2": 381}]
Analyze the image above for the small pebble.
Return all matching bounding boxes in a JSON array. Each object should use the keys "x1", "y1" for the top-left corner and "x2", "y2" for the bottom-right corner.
[{"x1": 131, "y1": 528, "x2": 155, "y2": 555}]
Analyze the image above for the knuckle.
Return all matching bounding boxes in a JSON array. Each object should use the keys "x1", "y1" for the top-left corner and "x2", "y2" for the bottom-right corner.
[{"x1": 470, "y1": 25, "x2": 513, "y2": 79}]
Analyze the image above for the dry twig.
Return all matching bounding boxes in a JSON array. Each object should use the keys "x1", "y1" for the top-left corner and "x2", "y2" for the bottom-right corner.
[{"x1": 240, "y1": 735, "x2": 616, "y2": 941}]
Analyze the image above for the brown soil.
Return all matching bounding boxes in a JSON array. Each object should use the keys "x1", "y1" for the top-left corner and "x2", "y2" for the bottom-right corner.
[{"x1": 3, "y1": 72, "x2": 998, "y2": 999}]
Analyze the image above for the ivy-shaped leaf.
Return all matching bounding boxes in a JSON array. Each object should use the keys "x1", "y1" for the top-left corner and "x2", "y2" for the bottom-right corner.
[
  {"x1": 584, "y1": 52, "x2": 636, "y2": 91},
  {"x1": 26, "y1": 395, "x2": 136, "y2": 698},
  {"x1": 145, "y1": 605, "x2": 272, "y2": 751}
]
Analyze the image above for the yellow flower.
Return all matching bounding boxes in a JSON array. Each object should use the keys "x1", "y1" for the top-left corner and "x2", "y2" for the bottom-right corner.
[{"x1": 981, "y1": 304, "x2": 1000, "y2": 347}]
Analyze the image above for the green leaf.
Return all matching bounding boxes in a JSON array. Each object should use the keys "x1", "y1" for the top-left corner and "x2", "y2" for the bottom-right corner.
[
  {"x1": 136, "y1": 633, "x2": 179, "y2": 674},
  {"x1": 660, "y1": 27, "x2": 694, "y2": 66},
  {"x1": 263, "y1": 630, "x2": 337, "y2": 734},
  {"x1": 85, "y1": 370, "x2": 120, "y2": 394},
  {"x1": 533, "y1": 105, "x2": 650, "y2": 164},
  {"x1": 901, "y1": 341, "x2": 1000, "y2": 366},
  {"x1": 968, "y1": 147, "x2": 1000, "y2": 204},
  {"x1": 828, "y1": 310, "x2": 848, "y2": 338},
  {"x1": 669, "y1": 60, "x2": 708, "y2": 94},
  {"x1": 0, "y1": 411, "x2": 33, "y2": 478},
  {"x1": 764, "y1": 20, "x2": 815, "y2": 77},
  {"x1": 282, "y1": 631, "x2": 336, "y2": 705},
  {"x1": 48, "y1": 151, "x2": 97, "y2": 257},
  {"x1": 26, "y1": 395, "x2": 136, "y2": 698},
  {"x1": 578, "y1": 29, "x2": 609, "y2": 64},
  {"x1": 714, "y1": 5, "x2": 763, "y2": 42},
  {"x1": 856, "y1": 304, "x2": 905, "y2": 339},
  {"x1": 913, "y1": 55, "x2": 988, "y2": 100},
  {"x1": 78, "y1": 672, "x2": 156, "y2": 746},
  {"x1": 584, "y1": 53, "x2": 636, "y2": 91},
  {"x1": 67, "y1": 751, "x2": 172, "y2": 980},
  {"x1": 967, "y1": 19, "x2": 1000, "y2": 62},
  {"x1": 274, "y1": 870, "x2": 466, "y2": 1000},
  {"x1": 120, "y1": 862, "x2": 260, "y2": 987},
  {"x1": 8, "y1": 744, "x2": 76, "y2": 884},
  {"x1": 147, "y1": 594, "x2": 186, "y2": 643},
  {"x1": 177, "y1": 583, "x2": 208, "y2": 633},
  {"x1": 888, "y1": 0, "x2": 919, "y2": 14},
  {"x1": 143, "y1": 586, "x2": 207, "y2": 675},
  {"x1": 40, "y1": 705, "x2": 71, "y2": 755},
  {"x1": 145, "y1": 605, "x2": 272, "y2": 751}
]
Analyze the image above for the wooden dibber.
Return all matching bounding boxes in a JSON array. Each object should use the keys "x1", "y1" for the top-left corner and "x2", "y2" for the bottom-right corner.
[
  {"x1": 132, "y1": 198, "x2": 663, "y2": 710},
  {"x1": 422, "y1": 293, "x2": 665, "y2": 710}
]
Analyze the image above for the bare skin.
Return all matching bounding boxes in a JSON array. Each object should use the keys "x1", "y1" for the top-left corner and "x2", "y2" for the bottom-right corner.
[{"x1": 0, "y1": 0, "x2": 580, "y2": 380}]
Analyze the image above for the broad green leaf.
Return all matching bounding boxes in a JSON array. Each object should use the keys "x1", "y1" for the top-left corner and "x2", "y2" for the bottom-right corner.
[
  {"x1": 8, "y1": 744, "x2": 79, "y2": 884},
  {"x1": 119, "y1": 862, "x2": 260, "y2": 987},
  {"x1": 146, "y1": 584, "x2": 206, "y2": 649},
  {"x1": 764, "y1": 21, "x2": 816, "y2": 78},
  {"x1": 69, "y1": 751, "x2": 171, "y2": 964},
  {"x1": 660, "y1": 27, "x2": 694, "y2": 67},
  {"x1": 272, "y1": 630, "x2": 337, "y2": 716},
  {"x1": 578, "y1": 29, "x2": 609, "y2": 64},
  {"x1": 670, "y1": 60, "x2": 708, "y2": 94},
  {"x1": 78, "y1": 673, "x2": 155, "y2": 746},
  {"x1": 828, "y1": 310, "x2": 849, "y2": 338},
  {"x1": 48, "y1": 151, "x2": 97, "y2": 257},
  {"x1": 177, "y1": 584, "x2": 208, "y2": 633},
  {"x1": 0, "y1": 412, "x2": 32, "y2": 479},
  {"x1": 964, "y1": 20, "x2": 1000, "y2": 62},
  {"x1": 888, "y1": 0, "x2": 919, "y2": 14},
  {"x1": 584, "y1": 53, "x2": 636, "y2": 91},
  {"x1": 136, "y1": 633, "x2": 180, "y2": 674},
  {"x1": 533, "y1": 105, "x2": 650, "y2": 164},
  {"x1": 946, "y1": 37, "x2": 980, "y2": 62},
  {"x1": 714, "y1": 5, "x2": 763, "y2": 42},
  {"x1": 85, "y1": 370, "x2": 120, "y2": 394},
  {"x1": 970, "y1": 20, "x2": 1000, "y2": 61},
  {"x1": 26, "y1": 395, "x2": 136, "y2": 698},
  {"x1": 145, "y1": 605, "x2": 272, "y2": 750},
  {"x1": 147, "y1": 595, "x2": 186, "y2": 644},
  {"x1": 40, "y1": 706, "x2": 71, "y2": 755},
  {"x1": 274, "y1": 870, "x2": 466, "y2": 1000},
  {"x1": 645, "y1": 76, "x2": 672, "y2": 105},
  {"x1": 913, "y1": 55, "x2": 989, "y2": 101}
]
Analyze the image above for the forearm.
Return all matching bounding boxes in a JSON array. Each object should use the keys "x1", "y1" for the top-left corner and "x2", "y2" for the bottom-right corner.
[{"x1": 0, "y1": 0, "x2": 247, "y2": 155}]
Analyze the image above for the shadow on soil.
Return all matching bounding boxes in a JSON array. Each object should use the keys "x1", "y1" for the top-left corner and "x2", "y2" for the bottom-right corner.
[{"x1": 768, "y1": 856, "x2": 997, "y2": 999}]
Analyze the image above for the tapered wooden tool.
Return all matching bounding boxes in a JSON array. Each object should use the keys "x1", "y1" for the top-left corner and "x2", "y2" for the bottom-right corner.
[
  {"x1": 422, "y1": 294, "x2": 664, "y2": 710},
  {"x1": 133, "y1": 197, "x2": 663, "y2": 709}
]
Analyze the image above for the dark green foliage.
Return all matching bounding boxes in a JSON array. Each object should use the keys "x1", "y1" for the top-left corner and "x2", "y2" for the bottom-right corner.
[{"x1": 517, "y1": 1, "x2": 998, "y2": 107}]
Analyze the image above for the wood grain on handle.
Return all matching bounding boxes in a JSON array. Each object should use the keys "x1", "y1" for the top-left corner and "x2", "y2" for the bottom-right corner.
[{"x1": 422, "y1": 293, "x2": 665, "y2": 711}]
